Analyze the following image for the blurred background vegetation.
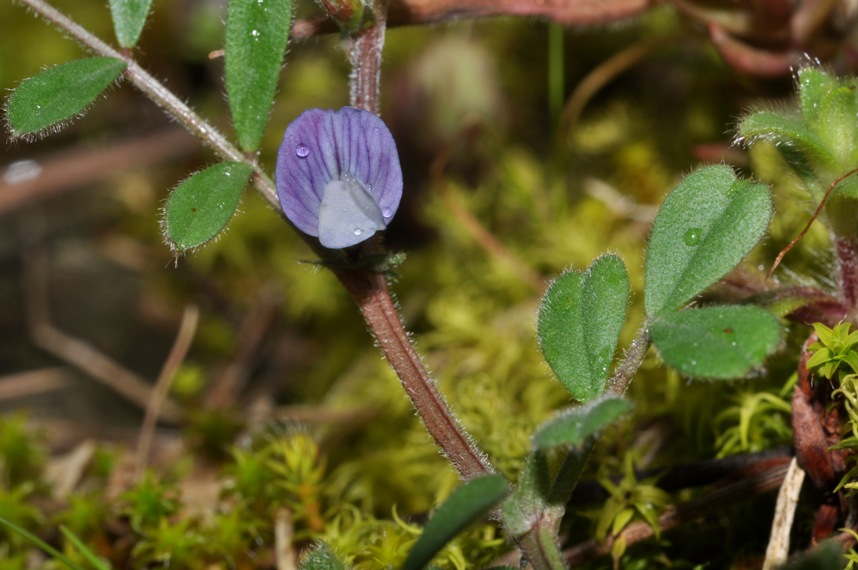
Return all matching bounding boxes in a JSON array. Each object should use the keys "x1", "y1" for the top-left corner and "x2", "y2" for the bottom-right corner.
[{"x1": 0, "y1": 0, "x2": 849, "y2": 567}]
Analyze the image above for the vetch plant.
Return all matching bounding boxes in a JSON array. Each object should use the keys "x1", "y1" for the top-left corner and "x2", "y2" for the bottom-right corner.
[{"x1": 6, "y1": 0, "x2": 858, "y2": 567}]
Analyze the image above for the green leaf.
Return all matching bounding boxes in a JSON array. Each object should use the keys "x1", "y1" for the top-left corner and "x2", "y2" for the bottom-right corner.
[
  {"x1": 6, "y1": 57, "x2": 127, "y2": 138},
  {"x1": 225, "y1": 0, "x2": 292, "y2": 152},
  {"x1": 644, "y1": 165, "x2": 772, "y2": 318},
  {"x1": 108, "y1": 0, "x2": 153, "y2": 47},
  {"x1": 403, "y1": 475, "x2": 508, "y2": 570},
  {"x1": 538, "y1": 254, "x2": 630, "y2": 402},
  {"x1": 533, "y1": 395, "x2": 632, "y2": 450},
  {"x1": 820, "y1": 85, "x2": 858, "y2": 163},
  {"x1": 0, "y1": 516, "x2": 87, "y2": 570},
  {"x1": 737, "y1": 110, "x2": 835, "y2": 168},
  {"x1": 649, "y1": 305, "x2": 781, "y2": 379},
  {"x1": 776, "y1": 539, "x2": 844, "y2": 569},
  {"x1": 163, "y1": 162, "x2": 252, "y2": 252},
  {"x1": 299, "y1": 542, "x2": 349, "y2": 570},
  {"x1": 60, "y1": 527, "x2": 111, "y2": 570},
  {"x1": 812, "y1": 322, "x2": 835, "y2": 346},
  {"x1": 798, "y1": 67, "x2": 838, "y2": 125}
]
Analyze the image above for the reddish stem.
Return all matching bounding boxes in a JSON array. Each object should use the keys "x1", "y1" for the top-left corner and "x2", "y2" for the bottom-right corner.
[
  {"x1": 347, "y1": 0, "x2": 388, "y2": 114},
  {"x1": 336, "y1": 0, "x2": 493, "y2": 482},
  {"x1": 335, "y1": 267, "x2": 493, "y2": 480},
  {"x1": 292, "y1": 0, "x2": 651, "y2": 40}
]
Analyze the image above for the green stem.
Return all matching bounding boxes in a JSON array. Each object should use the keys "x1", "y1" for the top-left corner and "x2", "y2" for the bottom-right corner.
[{"x1": 608, "y1": 328, "x2": 651, "y2": 396}]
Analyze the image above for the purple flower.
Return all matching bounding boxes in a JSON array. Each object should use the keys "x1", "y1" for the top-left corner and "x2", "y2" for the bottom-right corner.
[{"x1": 275, "y1": 107, "x2": 403, "y2": 249}]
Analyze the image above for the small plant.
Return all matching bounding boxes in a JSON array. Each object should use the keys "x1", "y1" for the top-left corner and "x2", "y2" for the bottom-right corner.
[{"x1": 5, "y1": 0, "x2": 858, "y2": 567}]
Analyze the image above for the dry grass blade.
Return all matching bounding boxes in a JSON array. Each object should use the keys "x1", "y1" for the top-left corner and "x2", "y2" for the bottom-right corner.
[{"x1": 135, "y1": 304, "x2": 199, "y2": 477}]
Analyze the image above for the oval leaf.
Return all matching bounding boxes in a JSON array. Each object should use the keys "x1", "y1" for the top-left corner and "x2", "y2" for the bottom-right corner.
[
  {"x1": 6, "y1": 57, "x2": 127, "y2": 138},
  {"x1": 403, "y1": 474, "x2": 508, "y2": 570},
  {"x1": 798, "y1": 67, "x2": 838, "y2": 125},
  {"x1": 109, "y1": 0, "x2": 153, "y2": 47},
  {"x1": 736, "y1": 110, "x2": 835, "y2": 168},
  {"x1": 649, "y1": 305, "x2": 781, "y2": 379},
  {"x1": 164, "y1": 162, "x2": 252, "y2": 252},
  {"x1": 533, "y1": 395, "x2": 632, "y2": 450},
  {"x1": 644, "y1": 165, "x2": 772, "y2": 318},
  {"x1": 225, "y1": 0, "x2": 292, "y2": 152},
  {"x1": 538, "y1": 254, "x2": 630, "y2": 402},
  {"x1": 819, "y1": 85, "x2": 858, "y2": 168}
]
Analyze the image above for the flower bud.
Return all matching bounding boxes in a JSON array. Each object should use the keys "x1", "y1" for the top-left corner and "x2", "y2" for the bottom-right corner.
[{"x1": 275, "y1": 107, "x2": 403, "y2": 249}]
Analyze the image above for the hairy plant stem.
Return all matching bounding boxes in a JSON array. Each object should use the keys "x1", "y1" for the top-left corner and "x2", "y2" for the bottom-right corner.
[
  {"x1": 13, "y1": 0, "x2": 280, "y2": 210},
  {"x1": 346, "y1": 0, "x2": 388, "y2": 114},
  {"x1": 608, "y1": 328, "x2": 651, "y2": 396},
  {"x1": 340, "y1": 0, "x2": 495, "y2": 482},
  {"x1": 335, "y1": 266, "x2": 494, "y2": 480}
]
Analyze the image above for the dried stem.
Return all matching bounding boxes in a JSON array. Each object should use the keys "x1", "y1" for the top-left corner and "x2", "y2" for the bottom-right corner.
[
  {"x1": 560, "y1": 35, "x2": 673, "y2": 135},
  {"x1": 0, "y1": 368, "x2": 70, "y2": 401},
  {"x1": 292, "y1": 0, "x2": 652, "y2": 40},
  {"x1": 768, "y1": 166, "x2": 858, "y2": 280},
  {"x1": 135, "y1": 305, "x2": 199, "y2": 477},
  {"x1": 12, "y1": 0, "x2": 279, "y2": 209},
  {"x1": 23, "y1": 246, "x2": 184, "y2": 423}
]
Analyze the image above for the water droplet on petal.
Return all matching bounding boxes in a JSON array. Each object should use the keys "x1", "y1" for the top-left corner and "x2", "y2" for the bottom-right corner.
[
  {"x1": 353, "y1": 228, "x2": 363, "y2": 236},
  {"x1": 683, "y1": 227, "x2": 702, "y2": 246},
  {"x1": 382, "y1": 208, "x2": 392, "y2": 218},
  {"x1": 295, "y1": 143, "x2": 310, "y2": 158}
]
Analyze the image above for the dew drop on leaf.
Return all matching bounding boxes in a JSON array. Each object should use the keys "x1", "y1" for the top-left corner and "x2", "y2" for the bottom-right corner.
[{"x1": 683, "y1": 227, "x2": 702, "y2": 246}]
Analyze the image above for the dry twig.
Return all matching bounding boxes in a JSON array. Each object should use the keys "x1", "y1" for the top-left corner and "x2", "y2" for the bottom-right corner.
[
  {"x1": 135, "y1": 304, "x2": 199, "y2": 477},
  {"x1": 23, "y1": 246, "x2": 183, "y2": 423}
]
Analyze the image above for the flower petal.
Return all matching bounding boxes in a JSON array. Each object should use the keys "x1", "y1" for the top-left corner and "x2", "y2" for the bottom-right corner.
[
  {"x1": 318, "y1": 175, "x2": 386, "y2": 248},
  {"x1": 275, "y1": 107, "x2": 403, "y2": 245}
]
